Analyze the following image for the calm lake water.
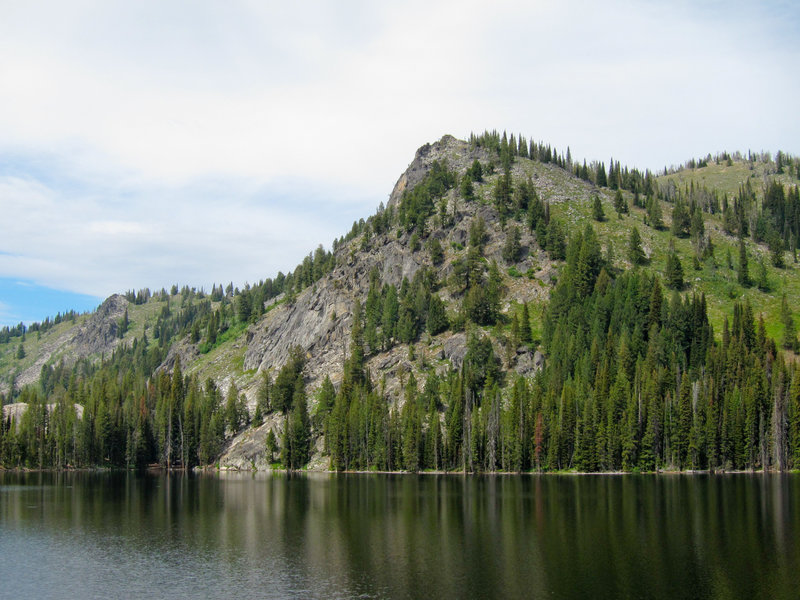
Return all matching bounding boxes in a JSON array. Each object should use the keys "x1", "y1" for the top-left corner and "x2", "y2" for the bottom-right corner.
[{"x1": 1, "y1": 471, "x2": 798, "y2": 599}]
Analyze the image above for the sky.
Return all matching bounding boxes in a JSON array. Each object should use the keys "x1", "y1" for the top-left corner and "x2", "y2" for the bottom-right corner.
[{"x1": 1, "y1": 0, "x2": 799, "y2": 326}]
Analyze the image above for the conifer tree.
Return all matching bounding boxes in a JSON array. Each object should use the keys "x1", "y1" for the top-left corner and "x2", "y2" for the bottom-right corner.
[
  {"x1": 265, "y1": 428, "x2": 277, "y2": 463},
  {"x1": 118, "y1": 308, "x2": 129, "y2": 338},
  {"x1": 608, "y1": 159, "x2": 619, "y2": 190},
  {"x1": 282, "y1": 377, "x2": 310, "y2": 469},
  {"x1": 769, "y1": 232, "x2": 785, "y2": 268},
  {"x1": 510, "y1": 313, "x2": 520, "y2": 350},
  {"x1": 255, "y1": 371, "x2": 272, "y2": 420},
  {"x1": 468, "y1": 159, "x2": 483, "y2": 182},
  {"x1": 613, "y1": 189, "x2": 628, "y2": 216},
  {"x1": 756, "y1": 257, "x2": 769, "y2": 292},
  {"x1": 520, "y1": 302, "x2": 532, "y2": 345},
  {"x1": 596, "y1": 162, "x2": 608, "y2": 187},
  {"x1": 428, "y1": 238, "x2": 444, "y2": 266},
  {"x1": 690, "y1": 204, "x2": 705, "y2": 242},
  {"x1": 790, "y1": 372, "x2": 800, "y2": 469},
  {"x1": 781, "y1": 295, "x2": 797, "y2": 351},
  {"x1": 671, "y1": 199, "x2": 691, "y2": 238},
  {"x1": 665, "y1": 251, "x2": 684, "y2": 290},
  {"x1": 627, "y1": 227, "x2": 646, "y2": 265},
  {"x1": 426, "y1": 294, "x2": 448, "y2": 335},
  {"x1": 502, "y1": 225, "x2": 522, "y2": 263},
  {"x1": 646, "y1": 195, "x2": 664, "y2": 230},
  {"x1": 592, "y1": 194, "x2": 605, "y2": 221},
  {"x1": 460, "y1": 174, "x2": 475, "y2": 201},
  {"x1": 345, "y1": 300, "x2": 365, "y2": 388},
  {"x1": 574, "y1": 224, "x2": 603, "y2": 297},
  {"x1": 225, "y1": 381, "x2": 241, "y2": 435},
  {"x1": 737, "y1": 237, "x2": 751, "y2": 287}
]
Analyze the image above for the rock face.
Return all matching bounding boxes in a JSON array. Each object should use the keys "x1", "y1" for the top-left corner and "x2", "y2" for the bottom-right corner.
[
  {"x1": 243, "y1": 283, "x2": 351, "y2": 386},
  {"x1": 160, "y1": 338, "x2": 200, "y2": 374},
  {"x1": 443, "y1": 333, "x2": 467, "y2": 370},
  {"x1": 219, "y1": 414, "x2": 283, "y2": 471},
  {"x1": 513, "y1": 348, "x2": 545, "y2": 376},
  {"x1": 242, "y1": 211, "x2": 431, "y2": 389},
  {"x1": 70, "y1": 294, "x2": 128, "y2": 356},
  {"x1": 2, "y1": 402, "x2": 84, "y2": 424},
  {"x1": 388, "y1": 134, "x2": 483, "y2": 209},
  {"x1": 11, "y1": 294, "x2": 129, "y2": 391},
  {"x1": 240, "y1": 136, "x2": 558, "y2": 397}
]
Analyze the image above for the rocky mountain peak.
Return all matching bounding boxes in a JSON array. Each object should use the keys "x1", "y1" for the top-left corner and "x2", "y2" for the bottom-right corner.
[{"x1": 388, "y1": 134, "x2": 473, "y2": 209}]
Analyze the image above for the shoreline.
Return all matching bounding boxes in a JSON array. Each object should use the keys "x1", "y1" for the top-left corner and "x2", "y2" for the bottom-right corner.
[{"x1": 3, "y1": 465, "x2": 797, "y2": 476}]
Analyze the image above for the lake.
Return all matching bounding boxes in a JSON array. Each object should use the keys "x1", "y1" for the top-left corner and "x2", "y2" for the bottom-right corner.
[{"x1": 1, "y1": 471, "x2": 798, "y2": 599}]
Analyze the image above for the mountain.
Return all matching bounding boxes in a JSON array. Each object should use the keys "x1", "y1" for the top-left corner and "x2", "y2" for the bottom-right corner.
[{"x1": 2, "y1": 133, "x2": 800, "y2": 473}]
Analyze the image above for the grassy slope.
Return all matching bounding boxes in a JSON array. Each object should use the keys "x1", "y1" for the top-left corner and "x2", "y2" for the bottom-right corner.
[
  {"x1": 659, "y1": 158, "x2": 798, "y2": 199},
  {"x1": 477, "y1": 155, "x2": 800, "y2": 349},
  {"x1": 0, "y1": 316, "x2": 90, "y2": 388},
  {"x1": 657, "y1": 159, "x2": 800, "y2": 342},
  {"x1": 585, "y1": 172, "x2": 796, "y2": 344},
  {"x1": 0, "y1": 293, "x2": 206, "y2": 388}
]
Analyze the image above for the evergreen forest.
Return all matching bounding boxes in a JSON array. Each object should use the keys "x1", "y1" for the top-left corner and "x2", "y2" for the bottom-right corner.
[{"x1": 2, "y1": 131, "x2": 800, "y2": 473}]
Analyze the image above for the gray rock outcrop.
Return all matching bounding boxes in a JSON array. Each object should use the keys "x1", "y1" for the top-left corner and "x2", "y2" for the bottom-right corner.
[{"x1": 11, "y1": 294, "x2": 129, "y2": 391}]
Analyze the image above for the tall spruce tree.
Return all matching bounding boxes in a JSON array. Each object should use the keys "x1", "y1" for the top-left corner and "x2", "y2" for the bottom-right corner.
[
  {"x1": 737, "y1": 236, "x2": 751, "y2": 287},
  {"x1": 627, "y1": 227, "x2": 646, "y2": 265},
  {"x1": 665, "y1": 251, "x2": 684, "y2": 290},
  {"x1": 592, "y1": 194, "x2": 605, "y2": 221}
]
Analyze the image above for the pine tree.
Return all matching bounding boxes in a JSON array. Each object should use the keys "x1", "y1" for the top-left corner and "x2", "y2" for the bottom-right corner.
[
  {"x1": 255, "y1": 371, "x2": 271, "y2": 421},
  {"x1": 737, "y1": 237, "x2": 751, "y2": 287},
  {"x1": 613, "y1": 189, "x2": 628, "y2": 216},
  {"x1": 520, "y1": 302, "x2": 532, "y2": 345},
  {"x1": 665, "y1": 251, "x2": 684, "y2": 290},
  {"x1": 460, "y1": 174, "x2": 475, "y2": 201},
  {"x1": 790, "y1": 371, "x2": 800, "y2": 469},
  {"x1": 781, "y1": 294, "x2": 796, "y2": 351},
  {"x1": 671, "y1": 200, "x2": 691, "y2": 238},
  {"x1": 236, "y1": 290, "x2": 252, "y2": 322},
  {"x1": 690, "y1": 204, "x2": 705, "y2": 243},
  {"x1": 769, "y1": 232, "x2": 785, "y2": 268},
  {"x1": 596, "y1": 162, "x2": 608, "y2": 187},
  {"x1": 608, "y1": 159, "x2": 619, "y2": 190},
  {"x1": 225, "y1": 381, "x2": 241, "y2": 435},
  {"x1": 510, "y1": 313, "x2": 520, "y2": 350},
  {"x1": 756, "y1": 257, "x2": 769, "y2": 292},
  {"x1": 627, "y1": 227, "x2": 646, "y2": 265},
  {"x1": 574, "y1": 224, "x2": 602, "y2": 297},
  {"x1": 674, "y1": 374, "x2": 692, "y2": 469},
  {"x1": 345, "y1": 300, "x2": 365, "y2": 388},
  {"x1": 381, "y1": 285, "x2": 399, "y2": 348},
  {"x1": 426, "y1": 294, "x2": 449, "y2": 335},
  {"x1": 282, "y1": 377, "x2": 310, "y2": 470},
  {"x1": 502, "y1": 225, "x2": 522, "y2": 263},
  {"x1": 468, "y1": 159, "x2": 483, "y2": 182},
  {"x1": 469, "y1": 216, "x2": 488, "y2": 252},
  {"x1": 592, "y1": 194, "x2": 605, "y2": 221},
  {"x1": 646, "y1": 195, "x2": 664, "y2": 230},
  {"x1": 428, "y1": 237, "x2": 444, "y2": 265},
  {"x1": 265, "y1": 428, "x2": 277, "y2": 463},
  {"x1": 486, "y1": 261, "x2": 503, "y2": 324},
  {"x1": 118, "y1": 308, "x2": 129, "y2": 338}
]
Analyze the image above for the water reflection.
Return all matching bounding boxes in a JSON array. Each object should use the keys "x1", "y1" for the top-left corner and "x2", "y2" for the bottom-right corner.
[{"x1": 1, "y1": 472, "x2": 798, "y2": 599}]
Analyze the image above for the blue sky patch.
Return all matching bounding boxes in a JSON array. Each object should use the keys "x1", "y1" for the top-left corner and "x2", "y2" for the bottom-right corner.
[{"x1": 0, "y1": 278, "x2": 101, "y2": 327}]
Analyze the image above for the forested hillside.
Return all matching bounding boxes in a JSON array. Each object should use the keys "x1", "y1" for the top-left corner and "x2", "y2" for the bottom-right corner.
[{"x1": 2, "y1": 132, "x2": 800, "y2": 472}]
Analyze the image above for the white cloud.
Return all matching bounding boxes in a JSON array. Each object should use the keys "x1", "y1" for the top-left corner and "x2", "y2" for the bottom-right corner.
[{"x1": 0, "y1": 0, "x2": 798, "y2": 308}]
